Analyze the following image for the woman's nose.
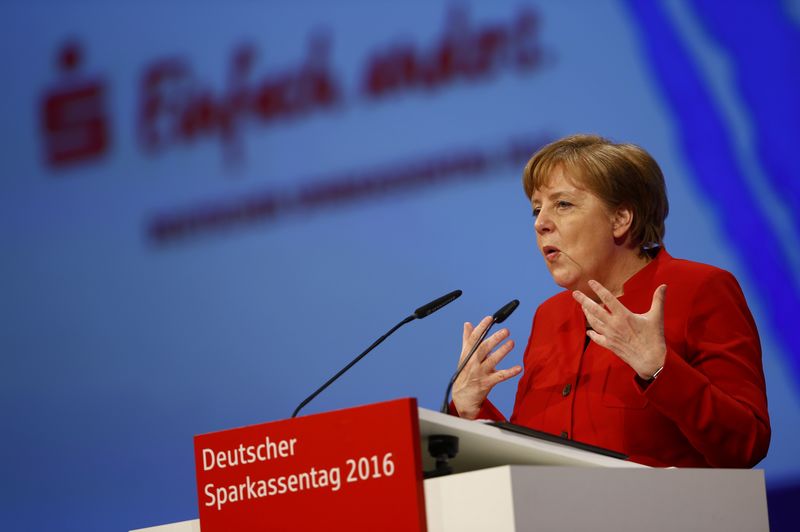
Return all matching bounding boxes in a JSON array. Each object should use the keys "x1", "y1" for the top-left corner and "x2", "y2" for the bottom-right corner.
[{"x1": 535, "y1": 209, "x2": 552, "y2": 234}]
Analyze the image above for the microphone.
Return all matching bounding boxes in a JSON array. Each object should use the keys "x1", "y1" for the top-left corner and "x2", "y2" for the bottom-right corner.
[
  {"x1": 414, "y1": 290, "x2": 462, "y2": 319},
  {"x1": 291, "y1": 289, "x2": 462, "y2": 418},
  {"x1": 440, "y1": 299, "x2": 519, "y2": 413},
  {"x1": 492, "y1": 299, "x2": 519, "y2": 324}
]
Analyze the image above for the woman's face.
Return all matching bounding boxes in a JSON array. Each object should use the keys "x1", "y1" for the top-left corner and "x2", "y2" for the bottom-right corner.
[{"x1": 531, "y1": 165, "x2": 623, "y2": 293}]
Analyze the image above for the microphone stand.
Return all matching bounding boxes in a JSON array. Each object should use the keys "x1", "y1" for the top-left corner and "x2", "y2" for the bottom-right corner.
[
  {"x1": 439, "y1": 299, "x2": 519, "y2": 413},
  {"x1": 427, "y1": 299, "x2": 518, "y2": 479},
  {"x1": 291, "y1": 315, "x2": 414, "y2": 418},
  {"x1": 291, "y1": 289, "x2": 462, "y2": 418},
  {"x1": 439, "y1": 319, "x2": 497, "y2": 414}
]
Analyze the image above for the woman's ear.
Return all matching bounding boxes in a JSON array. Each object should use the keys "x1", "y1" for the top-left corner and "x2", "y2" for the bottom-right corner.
[{"x1": 611, "y1": 206, "x2": 634, "y2": 239}]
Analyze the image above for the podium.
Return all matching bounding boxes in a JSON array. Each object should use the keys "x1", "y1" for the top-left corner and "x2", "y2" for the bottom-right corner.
[{"x1": 132, "y1": 401, "x2": 769, "y2": 532}]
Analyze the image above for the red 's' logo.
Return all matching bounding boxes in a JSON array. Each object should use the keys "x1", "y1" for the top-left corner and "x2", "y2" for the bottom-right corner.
[{"x1": 40, "y1": 41, "x2": 111, "y2": 168}]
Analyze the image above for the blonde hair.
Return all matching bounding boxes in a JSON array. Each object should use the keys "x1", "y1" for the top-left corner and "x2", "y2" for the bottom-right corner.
[{"x1": 523, "y1": 134, "x2": 668, "y2": 253}]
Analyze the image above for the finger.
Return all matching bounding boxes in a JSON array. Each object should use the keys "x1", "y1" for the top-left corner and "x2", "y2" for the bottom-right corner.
[
  {"x1": 573, "y1": 291, "x2": 609, "y2": 328},
  {"x1": 460, "y1": 317, "x2": 496, "y2": 366},
  {"x1": 583, "y1": 311, "x2": 608, "y2": 335},
  {"x1": 573, "y1": 290, "x2": 608, "y2": 316},
  {"x1": 480, "y1": 327, "x2": 510, "y2": 354},
  {"x1": 462, "y1": 322, "x2": 473, "y2": 345},
  {"x1": 488, "y1": 365, "x2": 523, "y2": 387},
  {"x1": 469, "y1": 316, "x2": 493, "y2": 344},
  {"x1": 588, "y1": 279, "x2": 627, "y2": 314},
  {"x1": 461, "y1": 317, "x2": 491, "y2": 363},
  {"x1": 474, "y1": 330, "x2": 510, "y2": 363},
  {"x1": 586, "y1": 329, "x2": 613, "y2": 350},
  {"x1": 483, "y1": 338, "x2": 515, "y2": 369},
  {"x1": 458, "y1": 323, "x2": 474, "y2": 364},
  {"x1": 648, "y1": 284, "x2": 667, "y2": 320},
  {"x1": 586, "y1": 330, "x2": 633, "y2": 368}
]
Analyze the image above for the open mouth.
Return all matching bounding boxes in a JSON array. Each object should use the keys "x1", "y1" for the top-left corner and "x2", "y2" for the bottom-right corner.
[{"x1": 542, "y1": 246, "x2": 560, "y2": 261}]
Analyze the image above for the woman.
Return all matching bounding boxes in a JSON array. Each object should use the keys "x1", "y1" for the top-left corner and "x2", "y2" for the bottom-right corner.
[{"x1": 451, "y1": 134, "x2": 770, "y2": 468}]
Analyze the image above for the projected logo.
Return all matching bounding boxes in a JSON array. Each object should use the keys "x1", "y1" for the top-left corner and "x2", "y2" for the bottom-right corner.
[
  {"x1": 40, "y1": 40, "x2": 111, "y2": 167},
  {"x1": 37, "y1": 6, "x2": 548, "y2": 170},
  {"x1": 33, "y1": 6, "x2": 556, "y2": 247}
]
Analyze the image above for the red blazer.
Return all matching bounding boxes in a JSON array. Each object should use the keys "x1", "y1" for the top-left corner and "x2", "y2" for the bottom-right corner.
[{"x1": 470, "y1": 249, "x2": 770, "y2": 467}]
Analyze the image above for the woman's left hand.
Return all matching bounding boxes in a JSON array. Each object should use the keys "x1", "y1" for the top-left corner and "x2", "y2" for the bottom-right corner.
[{"x1": 572, "y1": 279, "x2": 667, "y2": 380}]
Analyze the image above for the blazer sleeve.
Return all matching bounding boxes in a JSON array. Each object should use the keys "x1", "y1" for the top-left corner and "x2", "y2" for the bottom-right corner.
[
  {"x1": 448, "y1": 399, "x2": 506, "y2": 421},
  {"x1": 643, "y1": 269, "x2": 771, "y2": 467}
]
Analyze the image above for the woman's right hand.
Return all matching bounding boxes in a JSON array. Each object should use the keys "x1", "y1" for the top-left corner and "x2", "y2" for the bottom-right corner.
[{"x1": 451, "y1": 316, "x2": 522, "y2": 419}]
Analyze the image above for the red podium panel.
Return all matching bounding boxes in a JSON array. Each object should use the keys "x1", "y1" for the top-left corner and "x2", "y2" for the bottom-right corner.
[{"x1": 194, "y1": 398, "x2": 426, "y2": 532}]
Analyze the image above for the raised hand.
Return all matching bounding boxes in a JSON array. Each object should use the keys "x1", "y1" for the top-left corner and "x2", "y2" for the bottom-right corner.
[
  {"x1": 572, "y1": 279, "x2": 667, "y2": 380},
  {"x1": 451, "y1": 316, "x2": 522, "y2": 419}
]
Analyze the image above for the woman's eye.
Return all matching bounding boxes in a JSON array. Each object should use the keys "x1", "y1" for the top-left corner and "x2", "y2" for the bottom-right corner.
[
  {"x1": 532, "y1": 207, "x2": 541, "y2": 218},
  {"x1": 556, "y1": 201, "x2": 572, "y2": 209}
]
